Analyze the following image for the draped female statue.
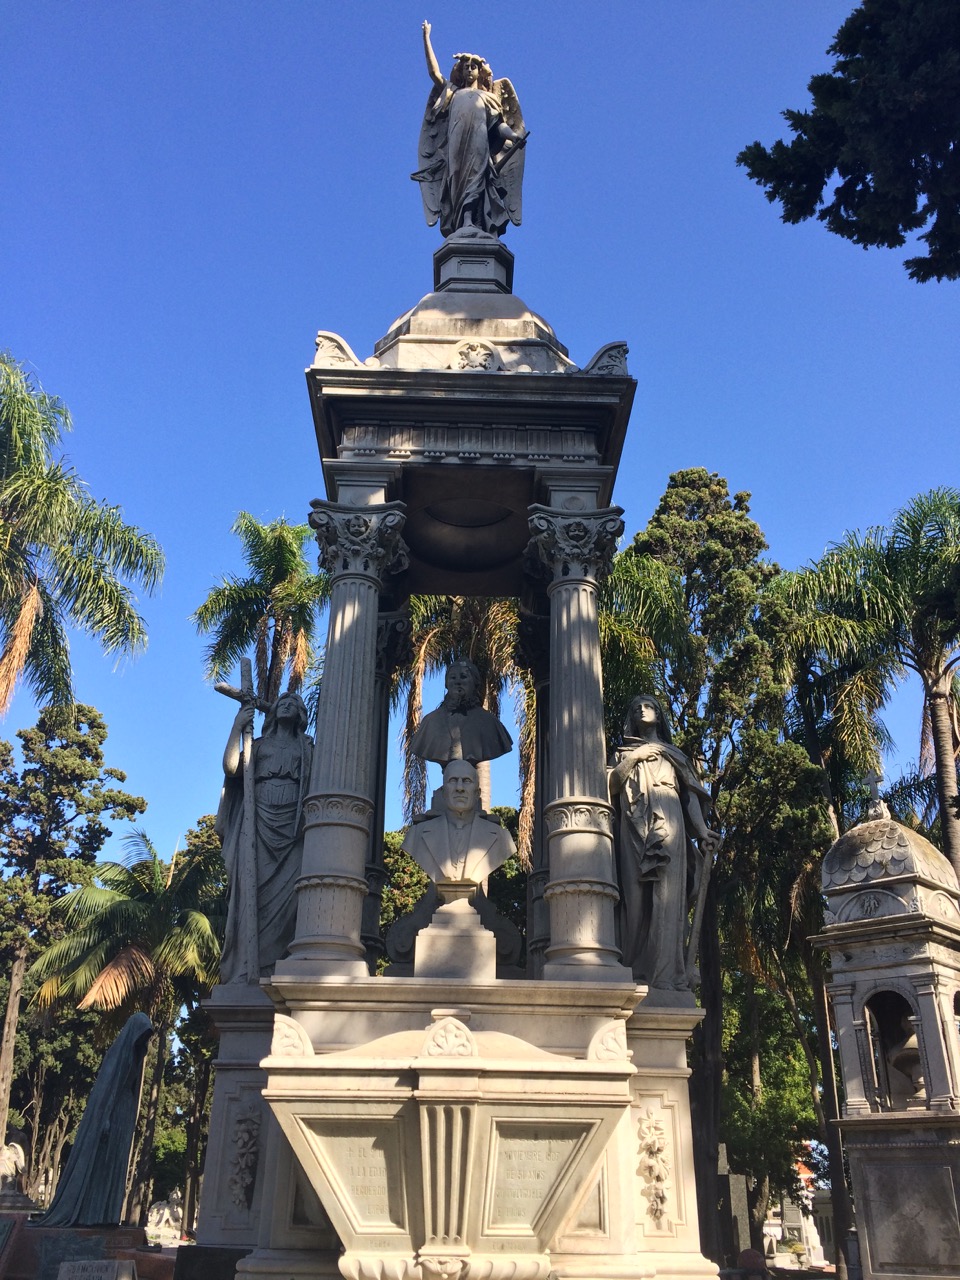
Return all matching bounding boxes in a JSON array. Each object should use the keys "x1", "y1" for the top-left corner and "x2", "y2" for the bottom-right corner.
[
  {"x1": 412, "y1": 21, "x2": 526, "y2": 238},
  {"x1": 609, "y1": 696, "x2": 720, "y2": 991},
  {"x1": 216, "y1": 691, "x2": 313, "y2": 983}
]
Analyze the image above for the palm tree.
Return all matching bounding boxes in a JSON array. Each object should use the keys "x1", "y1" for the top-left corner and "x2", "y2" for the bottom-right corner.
[
  {"x1": 396, "y1": 554, "x2": 687, "y2": 858},
  {"x1": 399, "y1": 595, "x2": 522, "y2": 825},
  {"x1": 795, "y1": 488, "x2": 960, "y2": 875},
  {"x1": 0, "y1": 353, "x2": 164, "y2": 711},
  {"x1": 30, "y1": 830, "x2": 223, "y2": 1223},
  {"x1": 192, "y1": 511, "x2": 329, "y2": 703}
]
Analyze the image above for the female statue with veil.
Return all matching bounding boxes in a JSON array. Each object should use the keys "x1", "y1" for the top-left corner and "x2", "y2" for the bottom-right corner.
[
  {"x1": 609, "y1": 695, "x2": 721, "y2": 992},
  {"x1": 412, "y1": 20, "x2": 527, "y2": 238}
]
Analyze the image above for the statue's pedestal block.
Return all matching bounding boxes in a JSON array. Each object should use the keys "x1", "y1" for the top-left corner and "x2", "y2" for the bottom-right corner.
[
  {"x1": 229, "y1": 977, "x2": 715, "y2": 1280},
  {"x1": 414, "y1": 899, "x2": 497, "y2": 980},
  {"x1": 2, "y1": 1225, "x2": 146, "y2": 1280}
]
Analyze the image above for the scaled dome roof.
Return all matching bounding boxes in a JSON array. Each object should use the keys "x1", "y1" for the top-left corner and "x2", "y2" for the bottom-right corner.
[{"x1": 822, "y1": 818, "x2": 958, "y2": 894}]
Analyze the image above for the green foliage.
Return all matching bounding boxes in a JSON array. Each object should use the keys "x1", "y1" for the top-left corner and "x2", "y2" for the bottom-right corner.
[
  {"x1": 0, "y1": 704, "x2": 147, "y2": 960},
  {"x1": 30, "y1": 826, "x2": 223, "y2": 1025},
  {"x1": 379, "y1": 831, "x2": 429, "y2": 932},
  {"x1": 738, "y1": 0, "x2": 960, "y2": 281},
  {"x1": 192, "y1": 511, "x2": 329, "y2": 704},
  {"x1": 716, "y1": 729, "x2": 836, "y2": 965},
  {"x1": 627, "y1": 468, "x2": 783, "y2": 776},
  {"x1": 0, "y1": 352, "x2": 163, "y2": 709},
  {"x1": 721, "y1": 976, "x2": 817, "y2": 1199}
]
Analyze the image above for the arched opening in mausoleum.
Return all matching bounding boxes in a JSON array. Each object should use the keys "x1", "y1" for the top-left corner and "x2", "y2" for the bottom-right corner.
[{"x1": 863, "y1": 990, "x2": 925, "y2": 1110}]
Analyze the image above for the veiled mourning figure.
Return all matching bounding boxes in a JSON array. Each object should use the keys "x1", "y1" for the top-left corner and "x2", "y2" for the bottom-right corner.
[
  {"x1": 403, "y1": 760, "x2": 515, "y2": 885},
  {"x1": 216, "y1": 691, "x2": 313, "y2": 983},
  {"x1": 36, "y1": 1013, "x2": 153, "y2": 1226},
  {"x1": 609, "y1": 696, "x2": 720, "y2": 991},
  {"x1": 410, "y1": 660, "x2": 512, "y2": 768},
  {"x1": 412, "y1": 20, "x2": 526, "y2": 238}
]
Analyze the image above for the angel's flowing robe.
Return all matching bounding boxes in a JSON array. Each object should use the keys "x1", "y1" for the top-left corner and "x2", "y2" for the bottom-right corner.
[{"x1": 441, "y1": 86, "x2": 509, "y2": 236}]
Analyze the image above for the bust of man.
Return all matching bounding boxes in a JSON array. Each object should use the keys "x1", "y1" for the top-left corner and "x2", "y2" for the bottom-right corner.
[
  {"x1": 402, "y1": 760, "x2": 516, "y2": 885},
  {"x1": 409, "y1": 660, "x2": 513, "y2": 767}
]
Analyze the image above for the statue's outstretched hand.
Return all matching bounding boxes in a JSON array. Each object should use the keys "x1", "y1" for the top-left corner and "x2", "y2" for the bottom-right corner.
[{"x1": 699, "y1": 830, "x2": 722, "y2": 856}]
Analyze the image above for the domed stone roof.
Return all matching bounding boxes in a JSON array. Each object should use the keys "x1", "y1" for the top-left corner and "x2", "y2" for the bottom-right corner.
[{"x1": 822, "y1": 818, "x2": 958, "y2": 893}]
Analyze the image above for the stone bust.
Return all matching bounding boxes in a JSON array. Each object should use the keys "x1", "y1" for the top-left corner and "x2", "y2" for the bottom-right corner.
[
  {"x1": 403, "y1": 760, "x2": 515, "y2": 885},
  {"x1": 409, "y1": 659, "x2": 513, "y2": 767}
]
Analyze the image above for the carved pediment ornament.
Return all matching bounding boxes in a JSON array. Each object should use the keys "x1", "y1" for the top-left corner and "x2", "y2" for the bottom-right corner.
[
  {"x1": 313, "y1": 331, "x2": 363, "y2": 368},
  {"x1": 588, "y1": 1020, "x2": 629, "y2": 1062},
  {"x1": 580, "y1": 342, "x2": 629, "y2": 376},
  {"x1": 451, "y1": 340, "x2": 501, "y2": 372},
  {"x1": 421, "y1": 1016, "x2": 477, "y2": 1057},
  {"x1": 271, "y1": 1014, "x2": 315, "y2": 1059}
]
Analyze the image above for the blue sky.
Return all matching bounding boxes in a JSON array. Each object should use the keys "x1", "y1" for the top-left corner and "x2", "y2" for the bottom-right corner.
[{"x1": 3, "y1": 1, "x2": 958, "y2": 854}]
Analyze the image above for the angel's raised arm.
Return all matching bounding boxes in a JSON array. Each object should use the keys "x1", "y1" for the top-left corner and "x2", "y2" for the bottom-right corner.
[{"x1": 422, "y1": 20, "x2": 444, "y2": 87}]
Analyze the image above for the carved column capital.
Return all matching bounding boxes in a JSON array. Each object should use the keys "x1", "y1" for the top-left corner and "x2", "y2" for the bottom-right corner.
[
  {"x1": 526, "y1": 505, "x2": 624, "y2": 584},
  {"x1": 309, "y1": 500, "x2": 408, "y2": 586},
  {"x1": 375, "y1": 610, "x2": 412, "y2": 681}
]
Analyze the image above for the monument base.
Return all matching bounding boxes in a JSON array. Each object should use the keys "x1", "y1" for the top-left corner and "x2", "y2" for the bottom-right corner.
[
  {"x1": 2, "y1": 1223, "x2": 146, "y2": 1280},
  {"x1": 840, "y1": 1111, "x2": 960, "y2": 1279},
  {"x1": 217, "y1": 976, "x2": 715, "y2": 1280}
]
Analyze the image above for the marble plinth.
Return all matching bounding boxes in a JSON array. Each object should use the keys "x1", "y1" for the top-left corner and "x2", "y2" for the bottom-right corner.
[{"x1": 229, "y1": 977, "x2": 715, "y2": 1280}]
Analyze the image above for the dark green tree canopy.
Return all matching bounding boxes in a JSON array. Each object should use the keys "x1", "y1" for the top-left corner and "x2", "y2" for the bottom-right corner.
[{"x1": 738, "y1": 0, "x2": 960, "y2": 281}]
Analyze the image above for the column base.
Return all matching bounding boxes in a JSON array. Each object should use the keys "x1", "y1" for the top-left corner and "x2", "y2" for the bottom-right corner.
[{"x1": 543, "y1": 958, "x2": 634, "y2": 983}]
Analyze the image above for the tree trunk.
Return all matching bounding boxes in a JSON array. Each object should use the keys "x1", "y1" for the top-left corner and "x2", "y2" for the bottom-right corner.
[
  {"x1": 182, "y1": 1056, "x2": 212, "y2": 1237},
  {"x1": 125, "y1": 1020, "x2": 168, "y2": 1226},
  {"x1": 796, "y1": 668, "x2": 841, "y2": 839},
  {"x1": 928, "y1": 689, "x2": 960, "y2": 879},
  {"x1": 744, "y1": 976, "x2": 769, "y2": 1253},
  {"x1": 689, "y1": 881, "x2": 723, "y2": 1263},
  {"x1": 0, "y1": 945, "x2": 29, "y2": 1143},
  {"x1": 806, "y1": 950, "x2": 852, "y2": 1280}
]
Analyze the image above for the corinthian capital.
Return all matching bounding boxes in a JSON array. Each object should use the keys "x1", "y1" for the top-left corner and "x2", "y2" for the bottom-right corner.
[
  {"x1": 526, "y1": 506, "x2": 624, "y2": 583},
  {"x1": 309, "y1": 501, "x2": 408, "y2": 585}
]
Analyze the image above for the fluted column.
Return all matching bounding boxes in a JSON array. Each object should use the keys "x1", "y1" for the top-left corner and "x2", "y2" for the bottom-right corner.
[
  {"x1": 283, "y1": 501, "x2": 407, "y2": 977},
  {"x1": 517, "y1": 610, "x2": 551, "y2": 978},
  {"x1": 526, "y1": 505, "x2": 631, "y2": 981},
  {"x1": 361, "y1": 610, "x2": 411, "y2": 972}
]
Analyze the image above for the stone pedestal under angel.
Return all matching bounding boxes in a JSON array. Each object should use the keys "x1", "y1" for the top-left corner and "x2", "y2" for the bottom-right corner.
[{"x1": 412, "y1": 20, "x2": 527, "y2": 238}]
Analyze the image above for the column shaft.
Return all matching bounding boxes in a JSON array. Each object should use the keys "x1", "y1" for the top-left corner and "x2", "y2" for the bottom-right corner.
[
  {"x1": 527, "y1": 506, "x2": 630, "y2": 981},
  {"x1": 283, "y1": 502, "x2": 406, "y2": 978}
]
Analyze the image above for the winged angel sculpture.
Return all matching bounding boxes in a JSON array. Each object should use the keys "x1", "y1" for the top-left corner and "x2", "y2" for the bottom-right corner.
[{"x1": 412, "y1": 21, "x2": 527, "y2": 238}]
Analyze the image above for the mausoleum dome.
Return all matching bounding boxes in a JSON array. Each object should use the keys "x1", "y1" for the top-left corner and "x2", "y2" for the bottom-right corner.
[{"x1": 822, "y1": 818, "x2": 958, "y2": 895}]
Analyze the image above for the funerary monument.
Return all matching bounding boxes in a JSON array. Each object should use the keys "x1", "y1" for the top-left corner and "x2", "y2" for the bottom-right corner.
[
  {"x1": 194, "y1": 23, "x2": 718, "y2": 1280},
  {"x1": 814, "y1": 792, "x2": 960, "y2": 1279}
]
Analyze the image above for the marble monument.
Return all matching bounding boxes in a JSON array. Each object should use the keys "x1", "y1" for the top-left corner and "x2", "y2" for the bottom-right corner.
[{"x1": 195, "y1": 23, "x2": 715, "y2": 1280}]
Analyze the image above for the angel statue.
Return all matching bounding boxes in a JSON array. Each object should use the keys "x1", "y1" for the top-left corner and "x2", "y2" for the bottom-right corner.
[{"x1": 412, "y1": 20, "x2": 527, "y2": 239}]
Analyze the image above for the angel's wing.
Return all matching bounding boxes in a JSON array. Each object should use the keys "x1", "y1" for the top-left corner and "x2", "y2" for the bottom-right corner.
[
  {"x1": 496, "y1": 77, "x2": 525, "y2": 137},
  {"x1": 412, "y1": 84, "x2": 450, "y2": 228},
  {"x1": 494, "y1": 77, "x2": 526, "y2": 226}
]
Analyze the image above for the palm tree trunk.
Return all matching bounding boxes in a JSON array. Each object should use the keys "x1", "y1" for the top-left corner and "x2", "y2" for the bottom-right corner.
[
  {"x1": 928, "y1": 689, "x2": 960, "y2": 879},
  {"x1": 0, "y1": 945, "x2": 28, "y2": 1143}
]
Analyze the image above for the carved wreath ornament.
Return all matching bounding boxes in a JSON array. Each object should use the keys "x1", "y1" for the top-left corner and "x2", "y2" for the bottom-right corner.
[
  {"x1": 229, "y1": 1106, "x2": 262, "y2": 1210},
  {"x1": 637, "y1": 1109, "x2": 670, "y2": 1225}
]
